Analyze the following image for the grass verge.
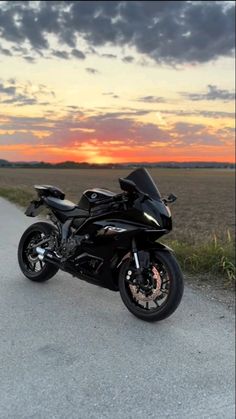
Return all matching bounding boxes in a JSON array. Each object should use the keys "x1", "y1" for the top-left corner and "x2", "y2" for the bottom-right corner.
[
  {"x1": 167, "y1": 233, "x2": 235, "y2": 284},
  {"x1": 0, "y1": 186, "x2": 235, "y2": 284},
  {"x1": 0, "y1": 187, "x2": 35, "y2": 207}
]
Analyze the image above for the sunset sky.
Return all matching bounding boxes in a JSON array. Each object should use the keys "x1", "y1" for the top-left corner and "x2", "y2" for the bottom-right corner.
[{"x1": 0, "y1": 1, "x2": 235, "y2": 163}]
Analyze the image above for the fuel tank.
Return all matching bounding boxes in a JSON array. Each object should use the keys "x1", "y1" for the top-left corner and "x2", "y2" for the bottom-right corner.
[{"x1": 78, "y1": 188, "x2": 115, "y2": 211}]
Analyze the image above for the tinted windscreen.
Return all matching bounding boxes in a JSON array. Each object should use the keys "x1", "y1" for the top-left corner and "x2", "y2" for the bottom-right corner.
[{"x1": 126, "y1": 168, "x2": 161, "y2": 200}]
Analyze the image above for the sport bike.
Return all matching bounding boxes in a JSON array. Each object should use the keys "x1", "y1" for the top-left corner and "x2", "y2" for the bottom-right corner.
[{"x1": 18, "y1": 168, "x2": 184, "y2": 322}]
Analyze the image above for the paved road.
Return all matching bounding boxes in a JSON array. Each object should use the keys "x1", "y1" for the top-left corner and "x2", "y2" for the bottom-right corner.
[{"x1": 0, "y1": 197, "x2": 235, "y2": 419}]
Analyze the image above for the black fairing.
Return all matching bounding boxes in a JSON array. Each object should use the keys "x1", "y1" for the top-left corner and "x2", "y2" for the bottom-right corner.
[
  {"x1": 78, "y1": 188, "x2": 116, "y2": 211},
  {"x1": 132, "y1": 197, "x2": 172, "y2": 230},
  {"x1": 125, "y1": 168, "x2": 161, "y2": 200}
]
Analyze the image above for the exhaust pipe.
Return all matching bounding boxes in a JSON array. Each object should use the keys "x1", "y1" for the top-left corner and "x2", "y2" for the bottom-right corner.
[
  {"x1": 36, "y1": 246, "x2": 61, "y2": 266},
  {"x1": 36, "y1": 246, "x2": 45, "y2": 260}
]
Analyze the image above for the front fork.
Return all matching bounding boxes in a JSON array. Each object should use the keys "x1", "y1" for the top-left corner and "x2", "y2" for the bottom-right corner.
[
  {"x1": 130, "y1": 238, "x2": 145, "y2": 286},
  {"x1": 128, "y1": 238, "x2": 156, "y2": 290},
  {"x1": 132, "y1": 238, "x2": 141, "y2": 270}
]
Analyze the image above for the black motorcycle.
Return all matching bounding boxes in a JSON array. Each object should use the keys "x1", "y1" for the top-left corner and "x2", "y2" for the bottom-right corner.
[{"x1": 18, "y1": 168, "x2": 184, "y2": 322}]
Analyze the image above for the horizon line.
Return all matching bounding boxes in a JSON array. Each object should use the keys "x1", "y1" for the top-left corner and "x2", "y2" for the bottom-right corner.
[{"x1": 1, "y1": 159, "x2": 235, "y2": 165}]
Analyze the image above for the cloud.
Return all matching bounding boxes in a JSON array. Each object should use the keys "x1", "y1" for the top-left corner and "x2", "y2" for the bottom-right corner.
[
  {"x1": 181, "y1": 85, "x2": 235, "y2": 101},
  {"x1": 136, "y1": 95, "x2": 167, "y2": 104},
  {"x1": 52, "y1": 50, "x2": 69, "y2": 60},
  {"x1": 0, "y1": 110, "x2": 232, "y2": 152},
  {"x1": 102, "y1": 92, "x2": 119, "y2": 99},
  {"x1": 101, "y1": 53, "x2": 117, "y2": 59},
  {"x1": 0, "y1": 44, "x2": 12, "y2": 56},
  {"x1": 172, "y1": 122, "x2": 224, "y2": 145},
  {"x1": 23, "y1": 55, "x2": 35, "y2": 63},
  {"x1": 0, "y1": 1, "x2": 234, "y2": 64},
  {"x1": 122, "y1": 56, "x2": 134, "y2": 63},
  {"x1": 0, "y1": 81, "x2": 16, "y2": 96},
  {"x1": 161, "y1": 109, "x2": 235, "y2": 119},
  {"x1": 2, "y1": 96, "x2": 38, "y2": 106},
  {"x1": 0, "y1": 79, "x2": 56, "y2": 107},
  {"x1": 86, "y1": 67, "x2": 100, "y2": 75},
  {"x1": 71, "y1": 48, "x2": 86, "y2": 59},
  {"x1": 0, "y1": 132, "x2": 42, "y2": 145}
]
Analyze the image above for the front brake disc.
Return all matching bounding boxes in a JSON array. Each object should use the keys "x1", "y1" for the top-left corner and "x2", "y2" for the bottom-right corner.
[{"x1": 129, "y1": 266, "x2": 162, "y2": 302}]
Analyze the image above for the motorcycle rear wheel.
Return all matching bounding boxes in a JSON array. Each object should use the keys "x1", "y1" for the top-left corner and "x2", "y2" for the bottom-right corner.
[
  {"x1": 18, "y1": 222, "x2": 59, "y2": 282},
  {"x1": 119, "y1": 250, "x2": 184, "y2": 322}
]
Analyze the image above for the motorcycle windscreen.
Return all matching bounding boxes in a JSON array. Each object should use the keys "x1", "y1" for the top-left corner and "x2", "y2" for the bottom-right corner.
[{"x1": 125, "y1": 167, "x2": 161, "y2": 200}]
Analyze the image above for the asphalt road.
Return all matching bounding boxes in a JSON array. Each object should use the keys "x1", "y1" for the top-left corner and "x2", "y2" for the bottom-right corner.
[{"x1": 0, "y1": 197, "x2": 235, "y2": 419}]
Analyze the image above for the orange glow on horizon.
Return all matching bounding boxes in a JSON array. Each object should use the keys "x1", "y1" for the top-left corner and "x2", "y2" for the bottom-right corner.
[{"x1": 0, "y1": 142, "x2": 234, "y2": 163}]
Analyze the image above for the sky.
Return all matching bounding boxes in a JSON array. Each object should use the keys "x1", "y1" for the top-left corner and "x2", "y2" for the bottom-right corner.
[{"x1": 0, "y1": 0, "x2": 235, "y2": 163}]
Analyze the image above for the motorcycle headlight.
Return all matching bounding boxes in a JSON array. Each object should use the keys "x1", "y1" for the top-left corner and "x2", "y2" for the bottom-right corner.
[
  {"x1": 165, "y1": 205, "x2": 171, "y2": 217},
  {"x1": 144, "y1": 212, "x2": 160, "y2": 227}
]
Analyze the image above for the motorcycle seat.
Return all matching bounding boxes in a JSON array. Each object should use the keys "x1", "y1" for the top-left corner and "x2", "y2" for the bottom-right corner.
[{"x1": 44, "y1": 197, "x2": 88, "y2": 217}]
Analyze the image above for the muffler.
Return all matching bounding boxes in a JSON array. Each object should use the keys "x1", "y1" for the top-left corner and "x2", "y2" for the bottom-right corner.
[{"x1": 36, "y1": 247, "x2": 61, "y2": 266}]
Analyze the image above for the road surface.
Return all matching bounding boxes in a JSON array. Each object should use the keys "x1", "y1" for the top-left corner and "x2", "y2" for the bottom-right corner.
[{"x1": 0, "y1": 197, "x2": 235, "y2": 419}]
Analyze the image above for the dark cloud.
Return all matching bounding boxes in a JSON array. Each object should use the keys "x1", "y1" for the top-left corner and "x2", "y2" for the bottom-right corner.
[
  {"x1": 66, "y1": 105, "x2": 81, "y2": 110},
  {"x1": 71, "y1": 48, "x2": 86, "y2": 59},
  {"x1": 2, "y1": 95, "x2": 38, "y2": 106},
  {"x1": 0, "y1": 82, "x2": 16, "y2": 96},
  {"x1": 86, "y1": 67, "x2": 100, "y2": 75},
  {"x1": 162, "y1": 109, "x2": 235, "y2": 119},
  {"x1": 136, "y1": 96, "x2": 166, "y2": 104},
  {"x1": 0, "y1": 44, "x2": 12, "y2": 56},
  {"x1": 181, "y1": 84, "x2": 235, "y2": 102},
  {"x1": 23, "y1": 55, "x2": 35, "y2": 63},
  {"x1": 0, "y1": 115, "x2": 53, "y2": 130},
  {"x1": 199, "y1": 110, "x2": 235, "y2": 119},
  {"x1": 90, "y1": 110, "x2": 151, "y2": 119},
  {"x1": 122, "y1": 56, "x2": 134, "y2": 63},
  {"x1": 102, "y1": 92, "x2": 119, "y2": 99},
  {"x1": 52, "y1": 50, "x2": 69, "y2": 60},
  {"x1": 0, "y1": 1, "x2": 234, "y2": 64},
  {"x1": 101, "y1": 53, "x2": 117, "y2": 59}
]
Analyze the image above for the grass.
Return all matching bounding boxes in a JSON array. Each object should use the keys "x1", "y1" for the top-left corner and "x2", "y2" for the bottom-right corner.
[
  {"x1": 166, "y1": 232, "x2": 235, "y2": 283},
  {"x1": 0, "y1": 187, "x2": 34, "y2": 207},
  {"x1": 0, "y1": 168, "x2": 235, "y2": 284}
]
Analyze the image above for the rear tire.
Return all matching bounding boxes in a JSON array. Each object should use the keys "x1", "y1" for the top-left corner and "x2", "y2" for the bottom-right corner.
[
  {"x1": 18, "y1": 222, "x2": 59, "y2": 282},
  {"x1": 119, "y1": 250, "x2": 184, "y2": 322}
]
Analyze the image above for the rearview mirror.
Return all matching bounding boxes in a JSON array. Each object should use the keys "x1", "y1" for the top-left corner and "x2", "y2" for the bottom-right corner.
[
  {"x1": 119, "y1": 178, "x2": 137, "y2": 193},
  {"x1": 168, "y1": 193, "x2": 177, "y2": 202}
]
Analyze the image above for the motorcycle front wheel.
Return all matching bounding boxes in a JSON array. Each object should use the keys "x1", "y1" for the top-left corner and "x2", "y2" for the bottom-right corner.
[{"x1": 119, "y1": 250, "x2": 184, "y2": 322}]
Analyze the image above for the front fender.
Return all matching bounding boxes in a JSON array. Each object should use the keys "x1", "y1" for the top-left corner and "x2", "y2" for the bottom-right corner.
[
  {"x1": 149, "y1": 242, "x2": 174, "y2": 253},
  {"x1": 138, "y1": 242, "x2": 174, "y2": 253}
]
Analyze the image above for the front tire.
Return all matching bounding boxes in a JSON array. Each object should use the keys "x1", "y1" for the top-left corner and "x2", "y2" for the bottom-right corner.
[
  {"x1": 18, "y1": 222, "x2": 59, "y2": 282},
  {"x1": 119, "y1": 250, "x2": 184, "y2": 322}
]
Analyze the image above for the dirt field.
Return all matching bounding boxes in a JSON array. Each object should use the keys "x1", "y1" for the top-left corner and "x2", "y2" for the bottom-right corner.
[{"x1": 0, "y1": 167, "x2": 234, "y2": 242}]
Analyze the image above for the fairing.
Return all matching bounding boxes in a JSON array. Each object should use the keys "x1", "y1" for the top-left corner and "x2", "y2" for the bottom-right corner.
[{"x1": 125, "y1": 167, "x2": 161, "y2": 200}]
